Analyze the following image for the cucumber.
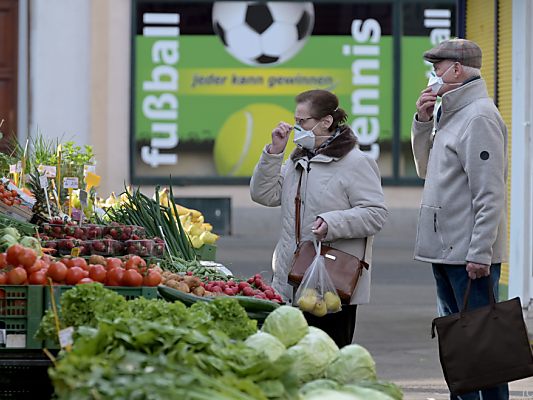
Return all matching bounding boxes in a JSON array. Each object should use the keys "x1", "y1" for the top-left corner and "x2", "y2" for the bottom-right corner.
[
  {"x1": 157, "y1": 285, "x2": 212, "y2": 306},
  {"x1": 233, "y1": 295, "x2": 280, "y2": 313}
]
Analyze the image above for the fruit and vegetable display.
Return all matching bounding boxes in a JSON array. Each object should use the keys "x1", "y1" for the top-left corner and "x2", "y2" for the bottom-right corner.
[
  {"x1": 37, "y1": 284, "x2": 402, "y2": 400},
  {"x1": 0, "y1": 136, "x2": 404, "y2": 400}
]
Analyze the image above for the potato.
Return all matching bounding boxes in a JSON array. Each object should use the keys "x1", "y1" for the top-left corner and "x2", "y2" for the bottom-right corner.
[
  {"x1": 88, "y1": 255, "x2": 106, "y2": 266},
  {"x1": 176, "y1": 282, "x2": 190, "y2": 293},
  {"x1": 192, "y1": 286, "x2": 206, "y2": 297}
]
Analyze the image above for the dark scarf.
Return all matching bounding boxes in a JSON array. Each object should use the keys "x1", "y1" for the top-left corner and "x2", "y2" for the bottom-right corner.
[{"x1": 290, "y1": 125, "x2": 358, "y2": 162}]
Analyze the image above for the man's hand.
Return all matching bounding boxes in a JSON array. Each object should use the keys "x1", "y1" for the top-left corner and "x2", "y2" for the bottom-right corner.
[
  {"x1": 268, "y1": 121, "x2": 292, "y2": 154},
  {"x1": 416, "y1": 87, "x2": 438, "y2": 122},
  {"x1": 466, "y1": 262, "x2": 490, "y2": 280},
  {"x1": 311, "y1": 217, "x2": 328, "y2": 241}
]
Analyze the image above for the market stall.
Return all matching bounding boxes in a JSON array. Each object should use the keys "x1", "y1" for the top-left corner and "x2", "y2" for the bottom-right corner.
[{"x1": 0, "y1": 137, "x2": 403, "y2": 399}]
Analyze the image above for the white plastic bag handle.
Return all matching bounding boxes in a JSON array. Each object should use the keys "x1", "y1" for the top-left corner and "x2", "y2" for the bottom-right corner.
[{"x1": 313, "y1": 237, "x2": 321, "y2": 256}]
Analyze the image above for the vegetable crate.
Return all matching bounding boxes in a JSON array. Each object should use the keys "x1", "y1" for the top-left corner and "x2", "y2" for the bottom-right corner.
[
  {"x1": 0, "y1": 358, "x2": 54, "y2": 399},
  {"x1": 0, "y1": 286, "x2": 44, "y2": 349}
]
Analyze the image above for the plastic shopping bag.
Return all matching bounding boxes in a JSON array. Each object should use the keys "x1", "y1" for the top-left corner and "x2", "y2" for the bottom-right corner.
[{"x1": 294, "y1": 240, "x2": 342, "y2": 316}]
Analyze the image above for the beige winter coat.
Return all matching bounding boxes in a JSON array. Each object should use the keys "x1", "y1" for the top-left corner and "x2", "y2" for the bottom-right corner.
[
  {"x1": 411, "y1": 78, "x2": 508, "y2": 265},
  {"x1": 250, "y1": 127, "x2": 388, "y2": 304}
]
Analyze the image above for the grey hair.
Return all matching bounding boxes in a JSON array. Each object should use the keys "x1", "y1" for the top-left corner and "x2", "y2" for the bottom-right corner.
[{"x1": 462, "y1": 65, "x2": 481, "y2": 78}]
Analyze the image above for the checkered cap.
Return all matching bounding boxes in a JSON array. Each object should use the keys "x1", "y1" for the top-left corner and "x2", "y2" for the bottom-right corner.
[{"x1": 423, "y1": 39, "x2": 482, "y2": 68}]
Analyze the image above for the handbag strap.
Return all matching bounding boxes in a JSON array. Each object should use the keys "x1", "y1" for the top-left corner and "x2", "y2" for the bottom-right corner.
[
  {"x1": 294, "y1": 169, "x2": 304, "y2": 246},
  {"x1": 432, "y1": 276, "x2": 496, "y2": 339},
  {"x1": 294, "y1": 168, "x2": 369, "y2": 263},
  {"x1": 461, "y1": 275, "x2": 496, "y2": 313}
]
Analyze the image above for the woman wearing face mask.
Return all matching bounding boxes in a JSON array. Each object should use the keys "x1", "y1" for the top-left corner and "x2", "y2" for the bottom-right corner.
[{"x1": 250, "y1": 89, "x2": 388, "y2": 347}]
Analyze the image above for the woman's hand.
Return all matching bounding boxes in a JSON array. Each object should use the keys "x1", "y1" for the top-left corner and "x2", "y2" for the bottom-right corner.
[
  {"x1": 416, "y1": 87, "x2": 437, "y2": 122},
  {"x1": 312, "y1": 217, "x2": 328, "y2": 241},
  {"x1": 268, "y1": 122, "x2": 292, "y2": 154}
]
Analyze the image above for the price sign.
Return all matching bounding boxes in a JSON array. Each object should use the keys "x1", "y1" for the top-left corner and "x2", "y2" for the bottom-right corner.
[
  {"x1": 38, "y1": 165, "x2": 57, "y2": 178},
  {"x1": 59, "y1": 326, "x2": 74, "y2": 348},
  {"x1": 39, "y1": 175, "x2": 49, "y2": 189},
  {"x1": 63, "y1": 177, "x2": 79, "y2": 189},
  {"x1": 16, "y1": 161, "x2": 22, "y2": 173},
  {"x1": 9, "y1": 164, "x2": 17, "y2": 174}
]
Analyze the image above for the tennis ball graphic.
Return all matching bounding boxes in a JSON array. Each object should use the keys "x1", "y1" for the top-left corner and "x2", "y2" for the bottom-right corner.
[{"x1": 214, "y1": 103, "x2": 296, "y2": 176}]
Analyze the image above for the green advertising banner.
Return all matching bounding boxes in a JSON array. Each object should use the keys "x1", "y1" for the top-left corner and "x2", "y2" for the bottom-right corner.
[{"x1": 131, "y1": 1, "x2": 454, "y2": 184}]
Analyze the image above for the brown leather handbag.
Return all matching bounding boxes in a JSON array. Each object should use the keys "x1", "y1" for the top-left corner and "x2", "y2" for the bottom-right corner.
[{"x1": 287, "y1": 171, "x2": 369, "y2": 303}]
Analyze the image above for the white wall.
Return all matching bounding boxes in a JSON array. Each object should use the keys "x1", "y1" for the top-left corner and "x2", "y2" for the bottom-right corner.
[
  {"x1": 29, "y1": 0, "x2": 91, "y2": 145},
  {"x1": 509, "y1": 0, "x2": 533, "y2": 307}
]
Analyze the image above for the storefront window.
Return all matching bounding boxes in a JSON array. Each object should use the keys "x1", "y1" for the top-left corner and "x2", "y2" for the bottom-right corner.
[{"x1": 131, "y1": 0, "x2": 455, "y2": 185}]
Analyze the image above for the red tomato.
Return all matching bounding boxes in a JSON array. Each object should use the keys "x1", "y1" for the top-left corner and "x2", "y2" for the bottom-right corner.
[
  {"x1": 27, "y1": 259, "x2": 46, "y2": 275},
  {"x1": 123, "y1": 269, "x2": 143, "y2": 287},
  {"x1": 65, "y1": 267, "x2": 85, "y2": 285},
  {"x1": 105, "y1": 257, "x2": 122, "y2": 271},
  {"x1": 78, "y1": 278, "x2": 94, "y2": 284},
  {"x1": 6, "y1": 244, "x2": 24, "y2": 266},
  {"x1": 70, "y1": 257, "x2": 88, "y2": 271},
  {"x1": 28, "y1": 270, "x2": 47, "y2": 285},
  {"x1": 0, "y1": 253, "x2": 7, "y2": 268},
  {"x1": 41, "y1": 254, "x2": 53, "y2": 265},
  {"x1": 18, "y1": 248, "x2": 37, "y2": 269},
  {"x1": 47, "y1": 262, "x2": 68, "y2": 282},
  {"x1": 0, "y1": 272, "x2": 7, "y2": 284},
  {"x1": 88, "y1": 264, "x2": 107, "y2": 283},
  {"x1": 7, "y1": 267, "x2": 27, "y2": 285},
  {"x1": 106, "y1": 267, "x2": 124, "y2": 286},
  {"x1": 124, "y1": 256, "x2": 147, "y2": 273},
  {"x1": 143, "y1": 270, "x2": 162, "y2": 287},
  {"x1": 61, "y1": 257, "x2": 74, "y2": 269}
]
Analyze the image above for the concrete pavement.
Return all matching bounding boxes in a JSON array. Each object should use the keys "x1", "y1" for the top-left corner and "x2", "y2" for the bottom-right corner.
[{"x1": 216, "y1": 195, "x2": 533, "y2": 400}]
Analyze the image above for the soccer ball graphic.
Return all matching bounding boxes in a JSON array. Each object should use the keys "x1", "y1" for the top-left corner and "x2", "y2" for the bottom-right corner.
[{"x1": 212, "y1": 2, "x2": 315, "y2": 66}]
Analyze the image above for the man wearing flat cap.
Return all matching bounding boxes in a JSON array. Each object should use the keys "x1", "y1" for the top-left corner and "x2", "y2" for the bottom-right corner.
[{"x1": 411, "y1": 38, "x2": 508, "y2": 400}]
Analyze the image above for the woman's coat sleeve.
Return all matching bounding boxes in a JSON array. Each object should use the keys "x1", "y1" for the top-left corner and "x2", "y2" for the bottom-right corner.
[
  {"x1": 250, "y1": 146, "x2": 288, "y2": 207},
  {"x1": 318, "y1": 155, "x2": 388, "y2": 241}
]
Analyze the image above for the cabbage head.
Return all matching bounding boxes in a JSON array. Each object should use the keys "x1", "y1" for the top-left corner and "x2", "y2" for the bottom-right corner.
[
  {"x1": 286, "y1": 327, "x2": 339, "y2": 383},
  {"x1": 244, "y1": 331, "x2": 286, "y2": 362},
  {"x1": 325, "y1": 343, "x2": 376, "y2": 384},
  {"x1": 342, "y1": 385, "x2": 396, "y2": 400},
  {"x1": 299, "y1": 379, "x2": 340, "y2": 395},
  {"x1": 261, "y1": 305, "x2": 308, "y2": 347},
  {"x1": 20, "y1": 236, "x2": 42, "y2": 252}
]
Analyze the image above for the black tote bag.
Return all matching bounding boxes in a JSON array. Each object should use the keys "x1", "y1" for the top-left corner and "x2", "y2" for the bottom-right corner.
[{"x1": 431, "y1": 278, "x2": 533, "y2": 395}]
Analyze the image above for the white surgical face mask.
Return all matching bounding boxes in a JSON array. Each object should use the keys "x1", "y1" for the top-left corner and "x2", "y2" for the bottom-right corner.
[
  {"x1": 427, "y1": 63, "x2": 457, "y2": 94},
  {"x1": 293, "y1": 122, "x2": 320, "y2": 150}
]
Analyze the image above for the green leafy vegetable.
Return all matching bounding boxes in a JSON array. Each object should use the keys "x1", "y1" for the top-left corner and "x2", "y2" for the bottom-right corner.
[
  {"x1": 325, "y1": 343, "x2": 377, "y2": 384},
  {"x1": 245, "y1": 332, "x2": 286, "y2": 362},
  {"x1": 262, "y1": 305, "x2": 309, "y2": 347},
  {"x1": 286, "y1": 327, "x2": 339, "y2": 383}
]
